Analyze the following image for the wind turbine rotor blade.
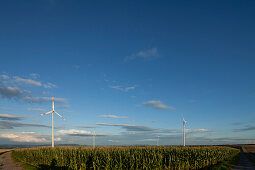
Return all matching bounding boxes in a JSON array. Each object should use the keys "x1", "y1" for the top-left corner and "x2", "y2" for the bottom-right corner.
[
  {"x1": 54, "y1": 111, "x2": 65, "y2": 120},
  {"x1": 40, "y1": 111, "x2": 53, "y2": 116}
]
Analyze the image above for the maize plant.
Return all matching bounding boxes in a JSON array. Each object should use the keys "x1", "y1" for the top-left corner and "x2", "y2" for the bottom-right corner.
[{"x1": 12, "y1": 146, "x2": 239, "y2": 170}]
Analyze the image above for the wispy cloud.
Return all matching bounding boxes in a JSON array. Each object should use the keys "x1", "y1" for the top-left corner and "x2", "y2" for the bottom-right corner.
[
  {"x1": 137, "y1": 138, "x2": 158, "y2": 142},
  {"x1": 125, "y1": 48, "x2": 159, "y2": 61},
  {"x1": 14, "y1": 76, "x2": 42, "y2": 86},
  {"x1": 79, "y1": 126, "x2": 97, "y2": 128},
  {"x1": 0, "y1": 121, "x2": 50, "y2": 129},
  {"x1": 28, "y1": 108, "x2": 45, "y2": 111},
  {"x1": 58, "y1": 129, "x2": 107, "y2": 136},
  {"x1": 23, "y1": 96, "x2": 66, "y2": 103},
  {"x1": 43, "y1": 82, "x2": 57, "y2": 88},
  {"x1": 99, "y1": 115, "x2": 127, "y2": 119},
  {"x1": 0, "y1": 85, "x2": 66, "y2": 104},
  {"x1": 187, "y1": 129, "x2": 211, "y2": 133},
  {"x1": 14, "y1": 76, "x2": 56, "y2": 89},
  {"x1": 233, "y1": 125, "x2": 255, "y2": 132},
  {"x1": 143, "y1": 101, "x2": 175, "y2": 110},
  {"x1": 2, "y1": 74, "x2": 56, "y2": 89},
  {"x1": 109, "y1": 85, "x2": 136, "y2": 92},
  {"x1": 0, "y1": 114, "x2": 24, "y2": 121},
  {"x1": 0, "y1": 86, "x2": 27, "y2": 99},
  {"x1": 109, "y1": 85, "x2": 122, "y2": 91},
  {"x1": 96, "y1": 123, "x2": 210, "y2": 135},
  {"x1": 159, "y1": 128, "x2": 211, "y2": 134},
  {"x1": 231, "y1": 122, "x2": 245, "y2": 126},
  {"x1": 0, "y1": 74, "x2": 10, "y2": 79},
  {"x1": 96, "y1": 123, "x2": 156, "y2": 132},
  {"x1": 29, "y1": 73, "x2": 40, "y2": 79},
  {"x1": 108, "y1": 140, "x2": 120, "y2": 143}
]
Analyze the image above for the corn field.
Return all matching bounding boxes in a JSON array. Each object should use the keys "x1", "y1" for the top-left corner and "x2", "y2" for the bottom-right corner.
[{"x1": 12, "y1": 146, "x2": 239, "y2": 169}]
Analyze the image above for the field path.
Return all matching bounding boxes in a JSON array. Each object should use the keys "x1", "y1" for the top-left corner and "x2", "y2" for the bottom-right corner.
[
  {"x1": 0, "y1": 151, "x2": 24, "y2": 170},
  {"x1": 232, "y1": 151, "x2": 255, "y2": 170}
]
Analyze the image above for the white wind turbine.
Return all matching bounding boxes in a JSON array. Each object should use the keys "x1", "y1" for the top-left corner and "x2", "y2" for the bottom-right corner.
[
  {"x1": 39, "y1": 97, "x2": 65, "y2": 148},
  {"x1": 92, "y1": 128, "x2": 96, "y2": 148},
  {"x1": 182, "y1": 115, "x2": 187, "y2": 146},
  {"x1": 156, "y1": 136, "x2": 160, "y2": 146}
]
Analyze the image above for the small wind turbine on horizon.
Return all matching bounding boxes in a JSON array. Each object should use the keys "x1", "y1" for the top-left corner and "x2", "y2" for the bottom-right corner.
[
  {"x1": 39, "y1": 97, "x2": 65, "y2": 148},
  {"x1": 156, "y1": 136, "x2": 160, "y2": 146},
  {"x1": 93, "y1": 128, "x2": 96, "y2": 148},
  {"x1": 182, "y1": 115, "x2": 187, "y2": 146}
]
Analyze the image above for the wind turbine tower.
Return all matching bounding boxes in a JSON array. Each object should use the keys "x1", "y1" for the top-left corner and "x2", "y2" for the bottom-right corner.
[
  {"x1": 93, "y1": 129, "x2": 96, "y2": 148},
  {"x1": 182, "y1": 116, "x2": 187, "y2": 146},
  {"x1": 40, "y1": 97, "x2": 65, "y2": 148},
  {"x1": 156, "y1": 136, "x2": 160, "y2": 146}
]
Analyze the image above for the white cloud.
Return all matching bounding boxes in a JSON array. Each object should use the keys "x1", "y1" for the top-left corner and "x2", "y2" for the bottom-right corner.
[
  {"x1": 186, "y1": 129, "x2": 210, "y2": 133},
  {"x1": 99, "y1": 115, "x2": 127, "y2": 119},
  {"x1": 125, "y1": 48, "x2": 158, "y2": 61},
  {"x1": 109, "y1": 85, "x2": 123, "y2": 91},
  {"x1": 43, "y1": 82, "x2": 57, "y2": 88},
  {"x1": 0, "y1": 132, "x2": 50, "y2": 143},
  {"x1": 125, "y1": 86, "x2": 136, "y2": 91},
  {"x1": 108, "y1": 140, "x2": 120, "y2": 143},
  {"x1": 0, "y1": 114, "x2": 24, "y2": 120},
  {"x1": 55, "y1": 137, "x2": 62, "y2": 141},
  {"x1": 58, "y1": 129, "x2": 106, "y2": 136},
  {"x1": 59, "y1": 129, "x2": 93, "y2": 135},
  {"x1": 143, "y1": 101, "x2": 175, "y2": 110},
  {"x1": 0, "y1": 75, "x2": 9, "y2": 79},
  {"x1": 137, "y1": 138, "x2": 158, "y2": 142},
  {"x1": 29, "y1": 73, "x2": 40, "y2": 79},
  {"x1": 14, "y1": 76, "x2": 42, "y2": 86},
  {"x1": 109, "y1": 85, "x2": 136, "y2": 92},
  {"x1": 79, "y1": 126, "x2": 97, "y2": 128}
]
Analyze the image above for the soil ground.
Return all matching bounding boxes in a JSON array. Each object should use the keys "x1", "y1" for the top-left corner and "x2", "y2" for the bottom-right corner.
[{"x1": 0, "y1": 151, "x2": 24, "y2": 170}]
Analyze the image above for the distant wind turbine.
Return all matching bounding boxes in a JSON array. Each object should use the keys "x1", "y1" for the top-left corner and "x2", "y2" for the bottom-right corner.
[
  {"x1": 182, "y1": 115, "x2": 187, "y2": 146},
  {"x1": 156, "y1": 136, "x2": 160, "y2": 146},
  {"x1": 93, "y1": 128, "x2": 96, "y2": 148},
  {"x1": 39, "y1": 97, "x2": 65, "y2": 148}
]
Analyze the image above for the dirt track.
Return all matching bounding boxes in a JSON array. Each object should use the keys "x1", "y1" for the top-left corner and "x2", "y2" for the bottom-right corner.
[
  {"x1": 0, "y1": 151, "x2": 23, "y2": 170},
  {"x1": 232, "y1": 151, "x2": 255, "y2": 170}
]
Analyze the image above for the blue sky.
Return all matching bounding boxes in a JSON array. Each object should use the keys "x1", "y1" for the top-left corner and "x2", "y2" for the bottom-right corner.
[{"x1": 0, "y1": 0, "x2": 255, "y2": 146}]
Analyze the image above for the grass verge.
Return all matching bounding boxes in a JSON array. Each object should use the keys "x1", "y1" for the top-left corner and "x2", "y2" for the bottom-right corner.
[
  {"x1": 11, "y1": 151, "x2": 38, "y2": 170},
  {"x1": 203, "y1": 152, "x2": 240, "y2": 170}
]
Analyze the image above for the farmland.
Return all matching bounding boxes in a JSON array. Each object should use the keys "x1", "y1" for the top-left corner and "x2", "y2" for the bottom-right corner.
[
  {"x1": 241, "y1": 145, "x2": 255, "y2": 154},
  {"x1": 0, "y1": 149, "x2": 11, "y2": 154},
  {"x1": 12, "y1": 146, "x2": 239, "y2": 169}
]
